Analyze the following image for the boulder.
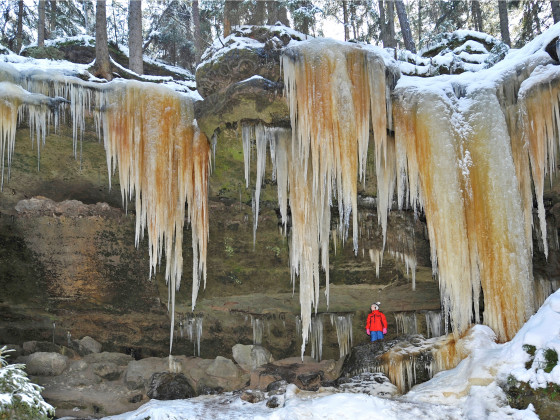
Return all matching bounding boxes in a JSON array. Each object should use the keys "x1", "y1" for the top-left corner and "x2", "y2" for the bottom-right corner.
[
  {"x1": 232, "y1": 344, "x2": 274, "y2": 372},
  {"x1": 84, "y1": 352, "x2": 133, "y2": 366},
  {"x1": 147, "y1": 372, "x2": 196, "y2": 400},
  {"x1": 196, "y1": 24, "x2": 304, "y2": 98},
  {"x1": 26, "y1": 352, "x2": 68, "y2": 376},
  {"x1": 194, "y1": 76, "x2": 288, "y2": 139},
  {"x1": 203, "y1": 356, "x2": 249, "y2": 391},
  {"x1": 240, "y1": 389, "x2": 265, "y2": 403},
  {"x1": 93, "y1": 362, "x2": 122, "y2": 381},
  {"x1": 124, "y1": 357, "x2": 169, "y2": 390},
  {"x1": 22, "y1": 340, "x2": 60, "y2": 355},
  {"x1": 250, "y1": 357, "x2": 340, "y2": 391},
  {"x1": 76, "y1": 336, "x2": 102, "y2": 355}
]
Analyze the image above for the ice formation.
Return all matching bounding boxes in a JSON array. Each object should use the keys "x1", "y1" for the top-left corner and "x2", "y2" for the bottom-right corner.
[
  {"x1": 310, "y1": 315, "x2": 324, "y2": 361},
  {"x1": 279, "y1": 39, "x2": 394, "y2": 355},
  {"x1": 179, "y1": 313, "x2": 204, "y2": 356},
  {"x1": 394, "y1": 312, "x2": 418, "y2": 335},
  {"x1": 99, "y1": 81, "x2": 211, "y2": 352},
  {"x1": 0, "y1": 65, "x2": 211, "y2": 356},
  {"x1": 0, "y1": 79, "x2": 62, "y2": 189},
  {"x1": 330, "y1": 313, "x2": 354, "y2": 358},
  {"x1": 251, "y1": 315, "x2": 264, "y2": 345},
  {"x1": 425, "y1": 311, "x2": 445, "y2": 339}
]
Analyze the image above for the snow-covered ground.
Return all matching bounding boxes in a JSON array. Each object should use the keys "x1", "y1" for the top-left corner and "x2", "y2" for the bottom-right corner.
[{"x1": 102, "y1": 290, "x2": 560, "y2": 420}]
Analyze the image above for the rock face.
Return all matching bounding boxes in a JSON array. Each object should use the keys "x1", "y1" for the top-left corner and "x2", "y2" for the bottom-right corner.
[{"x1": 194, "y1": 25, "x2": 305, "y2": 137}]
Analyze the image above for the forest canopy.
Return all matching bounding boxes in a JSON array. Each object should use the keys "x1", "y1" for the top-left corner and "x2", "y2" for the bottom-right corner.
[{"x1": 0, "y1": 1, "x2": 558, "y2": 74}]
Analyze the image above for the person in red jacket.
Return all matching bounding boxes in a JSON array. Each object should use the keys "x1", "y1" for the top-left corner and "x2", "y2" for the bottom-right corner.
[{"x1": 366, "y1": 302, "x2": 387, "y2": 342}]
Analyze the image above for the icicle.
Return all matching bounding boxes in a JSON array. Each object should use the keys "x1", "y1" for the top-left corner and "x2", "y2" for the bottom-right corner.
[
  {"x1": 100, "y1": 81, "x2": 211, "y2": 353},
  {"x1": 330, "y1": 313, "x2": 353, "y2": 358},
  {"x1": 394, "y1": 312, "x2": 417, "y2": 335},
  {"x1": 251, "y1": 315, "x2": 264, "y2": 345},
  {"x1": 281, "y1": 39, "x2": 394, "y2": 356},
  {"x1": 0, "y1": 81, "x2": 58, "y2": 190},
  {"x1": 519, "y1": 66, "x2": 560, "y2": 260},
  {"x1": 425, "y1": 311, "x2": 444, "y2": 338},
  {"x1": 393, "y1": 85, "x2": 534, "y2": 342},
  {"x1": 310, "y1": 314, "x2": 324, "y2": 361}
]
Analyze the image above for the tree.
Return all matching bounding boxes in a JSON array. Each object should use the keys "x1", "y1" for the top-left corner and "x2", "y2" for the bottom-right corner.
[
  {"x1": 395, "y1": 0, "x2": 416, "y2": 52},
  {"x1": 192, "y1": 0, "x2": 203, "y2": 63},
  {"x1": 471, "y1": 0, "x2": 483, "y2": 32},
  {"x1": 289, "y1": 1, "x2": 316, "y2": 36},
  {"x1": 498, "y1": 0, "x2": 511, "y2": 46},
  {"x1": 94, "y1": 0, "x2": 112, "y2": 80},
  {"x1": 266, "y1": 1, "x2": 289, "y2": 26},
  {"x1": 0, "y1": 347, "x2": 54, "y2": 419},
  {"x1": 38, "y1": 0, "x2": 45, "y2": 46},
  {"x1": 378, "y1": 0, "x2": 396, "y2": 48},
  {"x1": 223, "y1": 0, "x2": 240, "y2": 37},
  {"x1": 552, "y1": 0, "x2": 560, "y2": 23},
  {"x1": 128, "y1": 0, "x2": 143, "y2": 75},
  {"x1": 48, "y1": 0, "x2": 56, "y2": 38},
  {"x1": 249, "y1": 0, "x2": 266, "y2": 25},
  {"x1": 15, "y1": 0, "x2": 24, "y2": 53},
  {"x1": 342, "y1": 0, "x2": 349, "y2": 41}
]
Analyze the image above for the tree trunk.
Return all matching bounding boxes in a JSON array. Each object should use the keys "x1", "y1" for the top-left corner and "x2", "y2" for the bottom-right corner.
[
  {"x1": 395, "y1": 0, "x2": 416, "y2": 52},
  {"x1": 552, "y1": 1, "x2": 560, "y2": 23},
  {"x1": 38, "y1": 0, "x2": 46, "y2": 47},
  {"x1": 498, "y1": 0, "x2": 511, "y2": 46},
  {"x1": 83, "y1": 0, "x2": 90, "y2": 35},
  {"x1": 16, "y1": 0, "x2": 24, "y2": 53},
  {"x1": 128, "y1": 0, "x2": 143, "y2": 75},
  {"x1": 192, "y1": 0, "x2": 203, "y2": 63},
  {"x1": 472, "y1": 0, "x2": 483, "y2": 32},
  {"x1": 276, "y1": 2, "x2": 289, "y2": 26},
  {"x1": 223, "y1": 1, "x2": 240, "y2": 37},
  {"x1": 49, "y1": 0, "x2": 56, "y2": 39},
  {"x1": 343, "y1": 1, "x2": 349, "y2": 41},
  {"x1": 417, "y1": 0, "x2": 422, "y2": 48},
  {"x1": 94, "y1": 0, "x2": 112, "y2": 80},
  {"x1": 386, "y1": 0, "x2": 396, "y2": 48},
  {"x1": 378, "y1": 0, "x2": 387, "y2": 46},
  {"x1": 250, "y1": 1, "x2": 266, "y2": 25}
]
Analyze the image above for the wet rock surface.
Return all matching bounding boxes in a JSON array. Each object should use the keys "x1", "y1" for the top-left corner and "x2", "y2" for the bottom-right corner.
[{"x1": 147, "y1": 372, "x2": 196, "y2": 400}]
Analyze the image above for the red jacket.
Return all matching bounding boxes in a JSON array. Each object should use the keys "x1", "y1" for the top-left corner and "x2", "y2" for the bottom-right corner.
[{"x1": 366, "y1": 310, "x2": 387, "y2": 331}]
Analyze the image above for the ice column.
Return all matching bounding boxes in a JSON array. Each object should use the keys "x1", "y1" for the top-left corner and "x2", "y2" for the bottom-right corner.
[
  {"x1": 281, "y1": 39, "x2": 392, "y2": 356},
  {"x1": 330, "y1": 313, "x2": 354, "y2": 358},
  {"x1": 393, "y1": 86, "x2": 534, "y2": 342},
  {"x1": 251, "y1": 316, "x2": 264, "y2": 345},
  {"x1": 310, "y1": 315, "x2": 324, "y2": 361}
]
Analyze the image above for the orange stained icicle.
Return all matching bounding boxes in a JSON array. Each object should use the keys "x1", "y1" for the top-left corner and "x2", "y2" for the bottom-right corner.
[
  {"x1": 100, "y1": 81, "x2": 210, "y2": 353},
  {"x1": 520, "y1": 65, "x2": 560, "y2": 260},
  {"x1": 281, "y1": 39, "x2": 390, "y2": 355},
  {"x1": 393, "y1": 86, "x2": 533, "y2": 342}
]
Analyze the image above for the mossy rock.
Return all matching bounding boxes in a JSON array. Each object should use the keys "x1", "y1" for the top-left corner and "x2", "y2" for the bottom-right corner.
[{"x1": 196, "y1": 24, "x2": 304, "y2": 98}]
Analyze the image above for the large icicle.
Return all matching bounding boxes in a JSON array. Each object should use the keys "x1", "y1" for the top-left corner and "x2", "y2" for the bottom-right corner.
[
  {"x1": 519, "y1": 64, "x2": 560, "y2": 260},
  {"x1": 393, "y1": 84, "x2": 534, "y2": 342},
  {"x1": 281, "y1": 39, "x2": 392, "y2": 356},
  {"x1": 99, "y1": 81, "x2": 211, "y2": 353}
]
